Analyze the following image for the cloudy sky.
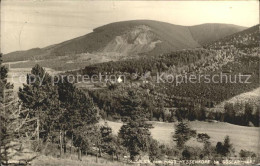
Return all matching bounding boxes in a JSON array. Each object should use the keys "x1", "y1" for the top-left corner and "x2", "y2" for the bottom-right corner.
[{"x1": 1, "y1": 0, "x2": 259, "y2": 54}]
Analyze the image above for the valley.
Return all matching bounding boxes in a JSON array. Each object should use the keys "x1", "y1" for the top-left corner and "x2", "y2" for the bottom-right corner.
[{"x1": 1, "y1": 20, "x2": 259, "y2": 165}]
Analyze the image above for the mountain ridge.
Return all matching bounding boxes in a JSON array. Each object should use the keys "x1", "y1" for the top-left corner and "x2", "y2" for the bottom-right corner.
[{"x1": 3, "y1": 20, "x2": 246, "y2": 69}]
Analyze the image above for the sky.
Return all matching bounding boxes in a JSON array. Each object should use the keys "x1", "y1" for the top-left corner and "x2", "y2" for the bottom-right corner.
[{"x1": 1, "y1": 0, "x2": 259, "y2": 54}]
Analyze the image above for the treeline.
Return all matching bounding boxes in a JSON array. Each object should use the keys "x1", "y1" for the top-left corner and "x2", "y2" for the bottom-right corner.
[
  {"x1": 88, "y1": 83, "x2": 259, "y2": 127},
  {"x1": 81, "y1": 49, "x2": 214, "y2": 76},
  {"x1": 210, "y1": 102, "x2": 259, "y2": 127}
]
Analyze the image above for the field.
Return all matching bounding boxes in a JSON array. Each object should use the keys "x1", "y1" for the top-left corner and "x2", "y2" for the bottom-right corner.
[{"x1": 100, "y1": 120, "x2": 260, "y2": 155}]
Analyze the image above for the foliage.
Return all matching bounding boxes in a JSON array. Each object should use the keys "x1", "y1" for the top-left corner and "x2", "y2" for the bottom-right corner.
[
  {"x1": 181, "y1": 147, "x2": 203, "y2": 160},
  {"x1": 0, "y1": 53, "x2": 35, "y2": 164},
  {"x1": 173, "y1": 122, "x2": 196, "y2": 149},
  {"x1": 18, "y1": 65, "x2": 100, "y2": 160},
  {"x1": 215, "y1": 136, "x2": 235, "y2": 157},
  {"x1": 197, "y1": 133, "x2": 210, "y2": 144},
  {"x1": 239, "y1": 149, "x2": 256, "y2": 158},
  {"x1": 148, "y1": 139, "x2": 164, "y2": 162},
  {"x1": 99, "y1": 124, "x2": 126, "y2": 161},
  {"x1": 119, "y1": 119, "x2": 152, "y2": 161},
  {"x1": 18, "y1": 64, "x2": 59, "y2": 144}
]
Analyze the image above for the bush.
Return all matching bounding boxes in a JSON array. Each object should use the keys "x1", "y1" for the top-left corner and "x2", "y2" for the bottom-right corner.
[
  {"x1": 149, "y1": 139, "x2": 164, "y2": 162},
  {"x1": 239, "y1": 150, "x2": 256, "y2": 158},
  {"x1": 182, "y1": 147, "x2": 203, "y2": 160}
]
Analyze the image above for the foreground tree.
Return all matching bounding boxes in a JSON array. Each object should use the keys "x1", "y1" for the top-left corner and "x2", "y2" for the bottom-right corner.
[
  {"x1": 119, "y1": 90, "x2": 153, "y2": 161},
  {"x1": 18, "y1": 64, "x2": 59, "y2": 147},
  {"x1": 120, "y1": 90, "x2": 147, "y2": 122},
  {"x1": 215, "y1": 136, "x2": 234, "y2": 157},
  {"x1": 197, "y1": 133, "x2": 212, "y2": 158},
  {"x1": 149, "y1": 139, "x2": 163, "y2": 162},
  {"x1": 57, "y1": 77, "x2": 99, "y2": 159},
  {"x1": 0, "y1": 53, "x2": 21, "y2": 164},
  {"x1": 173, "y1": 121, "x2": 196, "y2": 149},
  {"x1": 119, "y1": 119, "x2": 152, "y2": 161},
  {"x1": 99, "y1": 123, "x2": 126, "y2": 161},
  {"x1": 0, "y1": 53, "x2": 35, "y2": 164}
]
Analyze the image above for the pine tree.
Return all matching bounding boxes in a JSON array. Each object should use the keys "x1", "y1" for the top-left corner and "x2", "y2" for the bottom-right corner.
[
  {"x1": 0, "y1": 53, "x2": 31, "y2": 164},
  {"x1": 119, "y1": 90, "x2": 153, "y2": 161},
  {"x1": 56, "y1": 77, "x2": 99, "y2": 159},
  {"x1": 0, "y1": 53, "x2": 16, "y2": 164},
  {"x1": 215, "y1": 135, "x2": 234, "y2": 157},
  {"x1": 197, "y1": 133, "x2": 212, "y2": 158},
  {"x1": 72, "y1": 90, "x2": 99, "y2": 160},
  {"x1": 100, "y1": 124, "x2": 113, "y2": 157},
  {"x1": 149, "y1": 139, "x2": 162, "y2": 162},
  {"x1": 173, "y1": 121, "x2": 197, "y2": 149},
  {"x1": 119, "y1": 119, "x2": 152, "y2": 161},
  {"x1": 18, "y1": 64, "x2": 59, "y2": 149},
  {"x1": 222, "y1": 136, "x2": 234, "y2": 157},
  {"x1": 120, "y1": 90, "x2": 147, "y2": 122},
  {"x1": 0, "y1": 87, "x2": 19, "y2": 164},
  {"x1": 99, "y1": 123, "x2": 125, "y2": 161}
]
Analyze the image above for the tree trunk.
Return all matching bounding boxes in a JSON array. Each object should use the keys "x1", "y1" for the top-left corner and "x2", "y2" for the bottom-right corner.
[
  {"x1": 112, "y1": 152, "x2": 114, "y2": 162},
  {"x1": 96, "y1": 140, "x2": 99, "y2": 163},
  {"x1": 41, "y1": 136, "x2": 50, "y2": 154},
  {"x1": 70, "y1": 135, "x2": 73, "y2": 155},
  {"x1": 116, "y1": 153, "x2": 119, "y2": 161},
  {"x1": 4, "y1": 144, "x2": 8, "y2": 165},
  {"x1": 78, "y1": 147, "x2": 82, "y2": 161},
  {"x1": 59, "y1": 130, "x2": 63, "y2": 157},
  {"x1": 96, "y1": 152, "x2": 98, "y2": 163},
  {"x1": 36, "y1": 117, "x2": 40, "y2": 144},
  {"x1": 98, "y1": 146, "x2": 102, "y2": 157},
  {"x1": 63, "y1": 131, "x2": 67, "y2": 154}
]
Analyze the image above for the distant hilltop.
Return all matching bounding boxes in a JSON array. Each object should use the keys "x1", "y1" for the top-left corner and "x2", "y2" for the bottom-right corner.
[{"x1": 3, "y1": 20, "x2": 246, "y2": 64}]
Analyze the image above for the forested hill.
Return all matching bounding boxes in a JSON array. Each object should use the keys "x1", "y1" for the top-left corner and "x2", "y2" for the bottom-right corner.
[
  {"x1": 205, "y1": 24, "x2": 259, "y2": 50},
  {"x1": 3, "y1": 20, "x2": 245, "y2": 64}
]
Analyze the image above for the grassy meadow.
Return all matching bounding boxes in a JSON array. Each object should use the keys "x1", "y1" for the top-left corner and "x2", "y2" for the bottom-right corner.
[{"x1": 100, "y1": 120, "x2": 260, "y2": 155}]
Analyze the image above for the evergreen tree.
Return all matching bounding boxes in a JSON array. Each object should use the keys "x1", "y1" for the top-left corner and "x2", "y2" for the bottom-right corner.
[
  {"x1": 120, "y1": 90, "x2": 147, "y2": 122},
  {"x1": 18, "y1": 64, "x2": 59, "y2": 148},
  {"x1": 99, "y1": 123, "x2": 125, "y2": 161},
  {"x1": 100, "y1": 124, "x2": 114, "y2": 157},
  {"x1": 67, "y1": 87, "x2": 99, "y2": 160},
  {"x1": 149, "y1": 139, "x2": 162, "y2": 162},
  {"x1": 173, "y1": 121, "x2": 197, "y2": 149},
  {"x1": 0, "y1": 53, "x2": 17, "y2": 164},
  {"x1": 222, "y1": 136, "x2": 234, "y2": 157},
  {"x1": 197, "y1": 133, "x2": 212, "y2": 158},
  {"x1": 55, "y1": 75, "x2": 100, "y2": 159},
  {"x1": 215, "y1": 136, "x2": 234, "y2": 157},
  {"x1": 119, "y1": 90, "x2": 153, "y2": 161},
  {"x1": 0, "y1": 53, "x2": 34, "y2": 164},
  {"x1": 119, "y1": 119, "x2": 152, "y2": 161}
]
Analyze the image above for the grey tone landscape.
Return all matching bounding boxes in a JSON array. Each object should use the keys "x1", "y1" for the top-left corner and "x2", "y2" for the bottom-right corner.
[{"x1": 0, "y1": 1, "x2": 259, "y2": 166}]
